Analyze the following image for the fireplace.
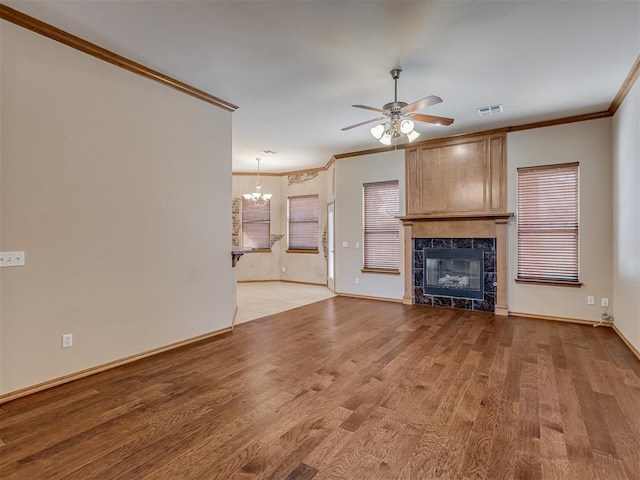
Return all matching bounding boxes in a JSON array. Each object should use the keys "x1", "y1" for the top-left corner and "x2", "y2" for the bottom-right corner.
[
  {"x1": 424, "y1": 248, "x2": 483, "y2": 300},
  {"x1": 413, "y1": 237, "x2": 497, "y2": 311}
]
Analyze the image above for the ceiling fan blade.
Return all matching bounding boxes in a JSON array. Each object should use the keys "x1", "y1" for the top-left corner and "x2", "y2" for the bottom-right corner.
[
  {"x1": 411, "y1": 113, "x2": 454, "y2": 126},
  {"x1": 403, "y1": 95, "x2": 443, "y2": 113},
  {"x1": 352, "y1": 104, "x2": 388, "y2": 114},
  {"x1": 341, "y1": 116, "x2": 386, "y2": 131}
]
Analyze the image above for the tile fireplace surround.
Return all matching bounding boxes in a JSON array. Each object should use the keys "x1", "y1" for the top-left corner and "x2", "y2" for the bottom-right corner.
[
  {"x1": 414, "y1": 237, "x2": 497, "y2": 311},
  {"x1": 400, "y1": 213, "x2": 513, "y2": 315}
]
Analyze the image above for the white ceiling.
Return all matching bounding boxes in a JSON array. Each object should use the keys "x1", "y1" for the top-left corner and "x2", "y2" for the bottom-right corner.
[{"x1": 5, "y1": 1, "x2": 639, "y2": 173}]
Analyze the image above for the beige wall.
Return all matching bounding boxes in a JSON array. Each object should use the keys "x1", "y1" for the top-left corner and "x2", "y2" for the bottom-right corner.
[
  {"x1": 0, "y1": 22, "x2": 234, "y2": 394},
  {"x1": 506, "y1": 118, "x2": 613, "y2": 321},
  {"x1": 233, "y1": 170, "x2": 328, "y2": 285},
  {"x1": 612, "y1": 76, "x2": 640, "y2": 352},
  {"x1": 334, "y1": 150, "x2": 405, "y2": 299}
]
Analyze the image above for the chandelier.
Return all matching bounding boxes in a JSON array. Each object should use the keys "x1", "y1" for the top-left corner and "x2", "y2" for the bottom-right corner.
[
  {"x1": 243, "y1": 157, "x2": 272, "y2": 207},
  {"x1": 370, "y1": 115, "x2": 420, "y2": 145}
]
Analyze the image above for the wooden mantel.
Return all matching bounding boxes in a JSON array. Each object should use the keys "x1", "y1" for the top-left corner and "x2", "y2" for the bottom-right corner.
[
  {"x1": 402, "y1": 132, "x2": 513, "y2": 315},
  {"x1": 400, "y1": 213, "x2": 514, "y2": 315}
]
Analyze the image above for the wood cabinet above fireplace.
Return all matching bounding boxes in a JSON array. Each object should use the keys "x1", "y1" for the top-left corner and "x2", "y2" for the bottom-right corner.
[{"x1": 405, "y1": 131, "x2": 506, "y2": 216}]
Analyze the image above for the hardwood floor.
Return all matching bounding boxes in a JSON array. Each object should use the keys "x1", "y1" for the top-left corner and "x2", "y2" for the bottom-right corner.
[{"x1": 1, "y1": 297, "x2": 639, "y2": 479}]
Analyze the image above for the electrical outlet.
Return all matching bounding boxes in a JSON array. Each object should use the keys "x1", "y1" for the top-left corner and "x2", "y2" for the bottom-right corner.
[
  {"x1": 355, "y1": 242, "x2": 360, "y2": 248},
  {"x1": 587, "y1": 296, "x2": 595, "y2": 305},
  {"x1": 62, "y1": 333, "x2": 73, "y2": 349},
  {"x1": 0, "y1": 251, "x2": 25, "y2": 267},
  {"x1": 355, "y1": 277, "x2": 360, "y2": 284},
  {"x1": 281, "y1": 267, "x2": 286, "y2": 273},
  {"x1": 601, "y1": 298, "x2": 609, "y2": 307}
]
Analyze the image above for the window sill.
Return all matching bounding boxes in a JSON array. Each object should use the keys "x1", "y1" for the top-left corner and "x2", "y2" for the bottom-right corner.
[
  {"x1": 249, "y1": 248, "x2": 272, "y2": 253},
  {"x1": 361, "y1": 268, "x2": 401, "y2": 276},
  {"x1": 286, "y1": 249, "x2": 318, "y2": 254},
  {"x1": 515, "y1": 278, "x2": 582, "y2": 288}
]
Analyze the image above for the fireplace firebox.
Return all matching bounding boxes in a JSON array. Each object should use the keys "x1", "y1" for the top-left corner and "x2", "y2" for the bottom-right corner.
[
  {"x1": 424, "y1": 248, "x2": 483, "y2": 300},
  {"x1": 412, "y1": 237, "x2": 497, "y2": 312}
]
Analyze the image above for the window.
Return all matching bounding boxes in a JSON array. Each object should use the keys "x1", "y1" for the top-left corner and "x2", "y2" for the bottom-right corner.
[
  {"x1": 517, "y1": 162, "x2": 579, "y2": 284},
  {"x1": 288, "y1": 195, "x2": 318, "y2": 252},
  {"x1": 363, "y1": 180, "x2": 400, "y2": 272},
  {"x1": 242, "y1": 198, "x2": 270, "y2": 250}
]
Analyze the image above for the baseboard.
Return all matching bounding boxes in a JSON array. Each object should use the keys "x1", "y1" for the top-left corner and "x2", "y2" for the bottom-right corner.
[
  {"x1": 237, "y1": 279, "x2": 328, "y2": 287},
  {"x1": 0, "y1": 326, "x2": 233, "y2": 405},
  {"x1": 612, "y1": 324, "x2": 640, "y2": 361},
  {"x1": 281, "y1": 279, "x2": 328, "y2": 287},
  {"x1": 508, "y1": 311, "x2": 611, "y2": 327},
  {"x1": 336, "y1": 292, "x2": 403, "y2": 303},
  {"x1": 237, "y1": 279, "x2": 280, "y2": 283}
]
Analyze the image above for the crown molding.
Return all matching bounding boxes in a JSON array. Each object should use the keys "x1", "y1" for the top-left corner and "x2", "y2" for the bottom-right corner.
[
  {"x1": 0, "y1": 4, "x2": 238, "y2": 112},
  {"x1": 609, "y1": 54, "x2": 640, "y2": 115}
]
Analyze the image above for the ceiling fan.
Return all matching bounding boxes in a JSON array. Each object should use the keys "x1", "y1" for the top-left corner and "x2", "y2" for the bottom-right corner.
[{"x1": 342, "y1": 68, "x2": 454, "y2": 145}]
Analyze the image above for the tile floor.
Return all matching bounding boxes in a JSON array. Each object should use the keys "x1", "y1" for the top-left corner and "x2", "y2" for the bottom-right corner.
[{"x1": 234, "y1": 281, "x2": 335, "y2": 325}]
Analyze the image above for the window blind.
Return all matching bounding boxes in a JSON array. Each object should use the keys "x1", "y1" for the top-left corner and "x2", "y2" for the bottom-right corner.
[
  {"x1": 517, "y1": 163, "x2": 579, "y2": 282},
  {"x1": 242, "y1": 198, "x2": 270, "y2": 250},
  {"x1": 363, "y1": 180, "x2": 399, "y2": 270},
  {"x1": 288, "y1": 195, "x2": 318, "y2": 250}
]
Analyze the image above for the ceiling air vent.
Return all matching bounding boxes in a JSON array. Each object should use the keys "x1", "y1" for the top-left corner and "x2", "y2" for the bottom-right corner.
[{"x1": 478, "y1": 104, "x2": 503, "y2": 116}]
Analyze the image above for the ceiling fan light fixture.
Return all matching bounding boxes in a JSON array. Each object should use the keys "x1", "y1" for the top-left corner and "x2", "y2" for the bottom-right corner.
[
  {"x1": 379, "y1": 132, "x2": 393, "y2": 145},
  {"x1": 370, "y1": 123, "x2": 385, "y2": 139},
  {"x1": 400, "y1": 119, "x2": 415, "y2": 134},
  {"x1": 406, "y1": 129, "x2": 420, "y2": 142},
  {"x1": 342, "y1": 67, "x2": 453, "y2": 144}
]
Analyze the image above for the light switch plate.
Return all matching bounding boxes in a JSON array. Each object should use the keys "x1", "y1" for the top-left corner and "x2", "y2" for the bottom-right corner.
[{"x1": 0, "y1": 251, "x2": 25, "y2": 267}]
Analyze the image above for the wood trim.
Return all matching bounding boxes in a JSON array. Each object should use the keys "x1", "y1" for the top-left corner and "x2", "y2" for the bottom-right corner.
[
  {"x1": 0, "y1": 4, "x2": 238, "y2": 112},
  {"x1": 609, "y1": 54, "x2": 640, "y2": 115},
  {"x1": 237, "y1": 279, "x2": 328, "y2": 287},
  {"x1": 0, "y1": 326, "x2": 233, "y2": 404},
  {"x1": 233, "y1": 160, "x2": 336, "y2": 177},
  {"x1": 612, "y1": 324, "x2": 640, "y2": 362},
  {"x1": 237, "y1": 279, "x2": 281, "y2": 283},
  {"x1": 286, "y1": 249, "x2": 319, "y2": 254},
  {"x1": 507, "y1": 111, "x2": 610, "y2": 132},
  {"x1": 399, "y1": 212, "x2": 514, "y2": 223},
  {"x1": 288, "y1": 194, "x2": 319, "y2": 200},
  {"x1": 233, "y1": 172, "x2": 283, "y2": 177},
  {"x1": 281, "y1": 279, "x2": 329, "y2": 287},
  {"x1": 232, "y1": 305, "x2": 238, "y2": 327},
  {"x1": 325, "y1": 157, "x2": 336, "y2": 170},
  {"x1": 361, "y1": 268, "x2": 401, "y2": 276},
  {"x1": 402, "y1": 223, "x2": 413, "y2": 305},
  {"x1": 336, "y1": 292, "x2": 403, "y2": 303},
  {"x1": 283, "y1": 167, "x2": 327, "y2": 176},
  {"x1": 509, "y1": 311, "x2": 609, "y2": 327},
  {"x1": 409, "y1": 129, "x2": 509, "y2": 150},
  {"x1": 517, "y1": 161, "x2": 580, "y2": 173},
  {"x1": 515, "y1": 278, "x2": 583, "y2": 288},
  {"x1": 334, "y1": 110, "x2": 612, "y2": 161}
]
